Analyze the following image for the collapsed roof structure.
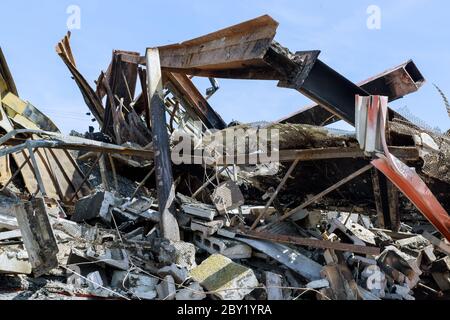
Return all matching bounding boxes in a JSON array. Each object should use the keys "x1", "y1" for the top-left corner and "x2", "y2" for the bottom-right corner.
[{"x1": 0, "y1": 15, "x2": 449, "y2": 300}]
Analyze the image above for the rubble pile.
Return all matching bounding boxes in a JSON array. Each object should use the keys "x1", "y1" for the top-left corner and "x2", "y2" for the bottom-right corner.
[{"x1": 0, "y1": 15, "x2": 449, "y2": 301}]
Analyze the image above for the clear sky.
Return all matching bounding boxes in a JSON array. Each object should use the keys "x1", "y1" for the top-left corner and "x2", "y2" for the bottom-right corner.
[{"x1": 1, "y1": 0, "x2": 449, "y2": 134}]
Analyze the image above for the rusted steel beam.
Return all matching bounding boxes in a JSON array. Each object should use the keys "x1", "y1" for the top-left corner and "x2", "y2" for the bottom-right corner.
[
  {"x1": 278, "y1": 60, "x2": 425, "y2": 126},
  {"x1": 243, "y1": 230, "x2": 381, "y2": 256},
  {"x1": 374, "y1": 156, "x2": 450, "y2": 242}
]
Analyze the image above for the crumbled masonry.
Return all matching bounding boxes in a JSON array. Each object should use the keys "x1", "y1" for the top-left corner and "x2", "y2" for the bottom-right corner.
[{"x1": 0, "y1": 15, "x2": 449, "y2": 300}]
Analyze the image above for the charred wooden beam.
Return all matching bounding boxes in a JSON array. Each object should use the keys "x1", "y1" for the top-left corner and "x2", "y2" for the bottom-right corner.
[
  {"x1": 121, "y1": 15, "x2": 282, "y2": 80},
  {"x1": 56, "y1": 33, "x2": 105, "y2": 126},
  {"x1": 146, "y1": 48, "x2": 180, "y2": 242}
]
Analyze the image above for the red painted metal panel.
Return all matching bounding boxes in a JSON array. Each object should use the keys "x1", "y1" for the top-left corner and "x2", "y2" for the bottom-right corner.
[{"x1": 360, "y1": 94, "x2": 450, "y2": 241}]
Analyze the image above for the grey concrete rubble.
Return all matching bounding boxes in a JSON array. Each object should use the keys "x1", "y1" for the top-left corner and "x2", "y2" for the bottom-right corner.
[
  {"x1": 111, "y1": 271, "x2": 158, "y2": 300},
  {"x1": 191, "y1": 219, "x2": 224, "y2": 236},
  {"x1": 158, "y1": 264, "x2": 189, "y2": 284},
  {"x1": 193, "y1": 233, "x2": 252, "y2": 259},
  {"x1": 181, "y1": 203, "x2": 218, "y2": 221},
  {"x1": 265, "y1": 272, "x2": 283, "y2": 300},
  {"x1": 0, "y1": 14, "x2": 449, "y2": 302},
  {"x1": 175, "y1": 282, "x2": 206, "y2": 300},
  {"x1": 156, "y1": 275, "x2": 176, "y2": 300},
  {"x1": 158, "y1": 240, "x2": 197, "y2": 270},
  {"x1": 0, "y1": 250, "x2": 32, "y2": 274}
]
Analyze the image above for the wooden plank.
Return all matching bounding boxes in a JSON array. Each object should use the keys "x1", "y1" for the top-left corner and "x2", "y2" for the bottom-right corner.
[
  {"x1": 156, "y1": 15, "x2": 281, "y2": 79},
  {"x1": 146, "y1": 48, "x2": 180, "y2": 242}
]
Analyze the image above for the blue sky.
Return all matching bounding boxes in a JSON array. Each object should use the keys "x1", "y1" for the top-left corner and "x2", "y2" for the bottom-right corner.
[{"x1": 1, "y1": 0, "x2": 449, "y2": 133}]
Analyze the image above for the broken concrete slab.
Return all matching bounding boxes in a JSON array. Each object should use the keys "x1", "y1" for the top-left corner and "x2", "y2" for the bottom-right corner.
[
  {"x1": 0, "y1": 250, "x2": 32, "y2": 274},
  {"x1": 182, "y1": 203, "x2": 218, "y2": 221},
  {"x1": 190, "y1": 254, "x2": 259, "y2": 300},
  {"x1": 377, "y1": 246, "x2": 422, "y2": 289},
  {"x1": 82, "y1": 246, "x2": 130, "y2": 271}
]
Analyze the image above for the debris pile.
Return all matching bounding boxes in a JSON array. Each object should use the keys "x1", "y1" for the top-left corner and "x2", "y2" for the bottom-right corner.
[{"x1": 0, "y1": 15, "x2": 449, "y2": 300}]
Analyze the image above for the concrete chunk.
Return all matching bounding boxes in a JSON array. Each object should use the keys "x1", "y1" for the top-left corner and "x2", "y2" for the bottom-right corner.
[
  {"x1": 265, "y1": 272, "x2": 283, "y2": 300},
  {"x1": 72, "y1": 191, "x2": 119, "y2": 223},
  {"x1": 182, "y1": 203, "x2": 218, "y2": 221},
  {"x1": 306, "y1": 279, "x2": 330, "y2": 289},
  {"x1": 158, "y1": 264, "x2": 189, "y2": 284},
  {"x1": 175, "y1": 282, "x2": 206, "y2": 301},
  {"x1": 159, "y1": 240, "x2": 197, "y2": 270},
  {"x1": 211, "y1": 181, "x2": 244, "y2": 214},
  {"x1": 156, "y1": 275, "x2": 176, "y2": 300},
  {"x1": 84, "y1": 247, "x2": 130, "y2": 271},
  {"x1": 191, "y1": 219, "x2": 224, "y2": 236},
  {"x1": 194, "y1": 233, "x2": 252, "y2": 259},
  {"x1": 0, "y1": 250, "x2": 32, "y2": 274},
  {"x1": 111, "y1": 271, "x2": 158, "y2": 300},
  {"x1": 190, "y1": 254, "x2": 259, "y2": 300}
]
